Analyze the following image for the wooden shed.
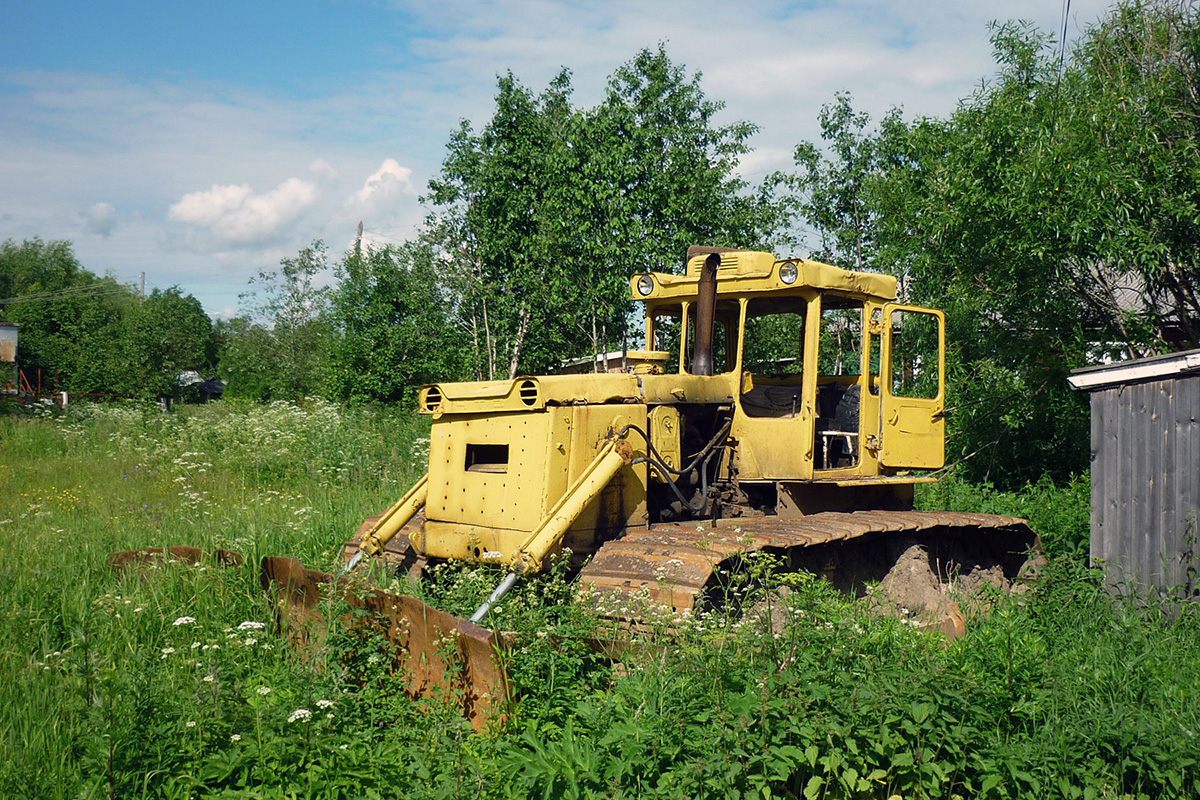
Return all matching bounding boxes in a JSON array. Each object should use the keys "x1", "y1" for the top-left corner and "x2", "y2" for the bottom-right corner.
[{"x1": 1068, "y1": 349, "x2": 1200, "y2": 595}]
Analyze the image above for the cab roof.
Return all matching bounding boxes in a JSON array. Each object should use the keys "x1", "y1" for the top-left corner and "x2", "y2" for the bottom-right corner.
[{"x1": 630, "y1": 249, "x2": 898, "y2": 303}]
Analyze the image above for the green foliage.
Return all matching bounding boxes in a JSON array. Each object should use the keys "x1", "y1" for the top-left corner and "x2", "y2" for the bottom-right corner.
[
  {"x1": 118, "y1": 287, "x2": 215, "y2": 399},
  {"x1": 788, "y1": 2, "x2": 1200, "y2": 485},
  {"x1": 428, "y1": 46, "x2": 787, "y2": 378},
  {"x1": 792, "y1": 93, "x2": 894, "y2": 270},
  {"x1": 491, "y1": 557, "x2": 1200, "y2": 800},
  {"x1": 1, "y1": 239, "x2": 213, "y2": 399},
  {"x1": 222, "y1": 242, "x2": 333, "y2": 402},
  {"x1": 325, "y1": 238, "x2": 470, "y2": 402},
  {"x1": 1, "y1": 409, "x2": 1198, "y2": 798},
  {"x1": 213, "y1": 317, "x2": 277, "y2": 403}
]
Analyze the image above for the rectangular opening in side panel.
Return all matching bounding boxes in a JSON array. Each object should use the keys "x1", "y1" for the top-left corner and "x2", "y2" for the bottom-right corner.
[{"x1": 465, "y1": 443, "x2": 509, "y2": 473}]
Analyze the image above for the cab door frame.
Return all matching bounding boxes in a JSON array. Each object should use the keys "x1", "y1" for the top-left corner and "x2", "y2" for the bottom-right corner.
[{"x1": 878, "y1": 304, "x2": 946, "y2": 469}]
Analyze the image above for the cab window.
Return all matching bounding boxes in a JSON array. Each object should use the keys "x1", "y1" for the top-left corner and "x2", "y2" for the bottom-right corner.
[
  {"x1": 648, "y1": 304, "x2": 682, "y2": 373},
  {"x1": 740, "y1": 296, "x2": 807, "y2": 417},
  {"x1": 888, "y1": 309, "x2": 940, "y2": 398}
]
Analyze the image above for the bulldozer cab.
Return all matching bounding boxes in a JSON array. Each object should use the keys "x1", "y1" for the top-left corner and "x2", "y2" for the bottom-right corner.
[{"x1": 636, "y1": 250, "x2": 945, "y2": 483}]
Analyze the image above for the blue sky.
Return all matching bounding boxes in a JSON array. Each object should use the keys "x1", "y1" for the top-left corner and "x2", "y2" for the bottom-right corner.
[
  {"x1": 1, "y1": 0, "x2": 1112, "y2": 316},
  {"x1": 2, "y1": 2, "x2": 412, "y2": 93}
]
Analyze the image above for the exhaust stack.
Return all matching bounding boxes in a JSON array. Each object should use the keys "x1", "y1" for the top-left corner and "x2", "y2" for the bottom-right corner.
[{"x1": 690, "y1": 252, "x2": 721, "y2": 376}]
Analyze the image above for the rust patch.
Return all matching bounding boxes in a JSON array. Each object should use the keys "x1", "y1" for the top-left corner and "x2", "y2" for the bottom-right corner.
[
  {"x1": 259, "y1": 556, "x2": 509, "y2": 731},
  {"x1": 579, "y1": 511, "x2": 1040, "y2": 623},
  {"x1": 109, "y1": 546, "x2": 244, "y2": 571},
  {"x1": 340, "y1": 512, "x2": 425, "y2": 575}
]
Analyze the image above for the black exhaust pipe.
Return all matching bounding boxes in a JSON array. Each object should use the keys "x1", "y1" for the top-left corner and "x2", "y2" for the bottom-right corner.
[{"x1": 690, "y1": 252, "x2": 721, "y2": 376}]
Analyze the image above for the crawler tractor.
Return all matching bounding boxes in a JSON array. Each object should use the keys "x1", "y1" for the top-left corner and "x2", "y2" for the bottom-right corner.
[{"x1": 258, "y1": 248, "x2": 1038, "y2": 725}]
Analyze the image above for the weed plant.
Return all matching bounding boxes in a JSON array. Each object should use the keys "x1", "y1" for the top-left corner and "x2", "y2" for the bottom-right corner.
[{"x1": 0, "y1": 404, "x2": 1197, "y2": 798}]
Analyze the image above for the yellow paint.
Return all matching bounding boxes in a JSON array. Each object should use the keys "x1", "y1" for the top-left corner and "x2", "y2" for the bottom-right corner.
[
  {"x1": 402, "y1": 249, "x2": 945, "y2": 573},
  {"x1": 357, "y1": 474, "x2": 428, "y2": 557},
  {"x1": 634, "y1": 251, "x2": 898, "y2": 302},
  {"x1": 648, "y1": 406, "x2": 682, "y2": 471},
  {"x1": 512, "y1": 438, "x2": 631, "y2": 573},
  {"x1": 878, "y1": 304, "x2": 946, "y2": 469},
  {"x1": 417, "y1": 404, "x2": 648, "y2": 565}
]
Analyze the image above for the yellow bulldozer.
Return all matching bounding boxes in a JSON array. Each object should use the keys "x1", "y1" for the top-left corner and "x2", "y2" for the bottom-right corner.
[{"x1": 249, "y1": 247, "x2": 1038, "y2": 726}]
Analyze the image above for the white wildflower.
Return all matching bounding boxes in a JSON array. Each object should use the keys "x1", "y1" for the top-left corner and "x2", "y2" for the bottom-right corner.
[
  {"x1": 242, "y1": 636, "x2": 257, "y2": 646},
  {"x1": 316, "y1": 699, "x2": 334, "y2": 709},
  {"x1": 288, "y1": 708, "x2": 312, "y2": 724},
  {"x1": 185, "y1": 720, "x2": 196, "y2": 728},
  {"x1": 256, "y1": 686, "x2": 272, "y2": 696},
  {"x1": 191, "y1": 642, "x2": 202, "y2": 650},
  {"x1": 202, "y1": 675, "x2": 215, "y2": 683},
  {"x1": 173, "y1": 616, "x2": 195, "y2": 626},
  {"x1": 161, "y1": 647, "x2": 176, "y2": 657},
  {"x1": 229, "y1": 734, "x2": 241, "y2": 743},
  {"x1": 237, "y1": 621, "x2": 266, "y2": 631}
]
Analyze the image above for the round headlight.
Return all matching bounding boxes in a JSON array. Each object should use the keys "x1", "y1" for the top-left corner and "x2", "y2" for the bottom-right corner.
[
  {"x1": 636, "y1": 274, "x2": 655, "y2": 296},
  {"x1": 779, "y1": 261, "x2": 798, "y2": 285}
]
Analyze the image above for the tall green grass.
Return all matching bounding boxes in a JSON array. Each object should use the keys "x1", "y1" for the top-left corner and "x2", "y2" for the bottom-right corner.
[
  {"x1": 0, "y1": 404, "x2": 1197, "y2": 799},
  {"x1": 917, "y1": 472, "x2": 1092, "y2": 559}
]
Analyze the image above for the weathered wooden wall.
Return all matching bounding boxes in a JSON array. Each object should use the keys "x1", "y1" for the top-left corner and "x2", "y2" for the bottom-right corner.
[{"x1": 1090, "y1": 373, "x2": 1200, "y2": 593}]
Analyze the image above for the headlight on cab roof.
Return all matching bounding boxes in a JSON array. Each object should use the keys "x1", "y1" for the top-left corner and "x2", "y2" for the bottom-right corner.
[
  {"x1": 636, "y1": 273, "x2": 655, "y2": 296},
  {"x1": 779, "y1": 261, "x2": 798, "y2": 285}
]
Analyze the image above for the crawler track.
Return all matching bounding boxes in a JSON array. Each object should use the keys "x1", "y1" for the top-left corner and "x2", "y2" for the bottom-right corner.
[{"x1": 578, "y1": 511, "x2": 1039, "y2": 613}]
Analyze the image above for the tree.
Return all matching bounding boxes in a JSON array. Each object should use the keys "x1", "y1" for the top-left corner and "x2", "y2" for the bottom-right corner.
[
  {"x1": 1, "y1": 238, "x2": 138, "y2": 393},
  {"x1": 325, "y1": 237, "x2": 469, "y2": 402},
  {"x1": 215, "y1": 317, "x2": 276, "y2": 402},
  {"x1": 0, "y1": 238, "x2": 89, "y2": 300},
  {"x1": 791, "y1": 28, "x2": 1093, "y2": 485},
  {"x1": 118, "y1": 287, "x2": 213, "y2": 399},
  {"x1": 427, "y1": 47, "x2": 787, "y2": 378},
  {"x1": 791, "y1": 4, "x2": 1200, "y2": 485},
  {"x1": 791, "y1": 93, "x2": 894, "y2": 270},
  {"x1": 428, "y1": 70, "x2": 584, "y2": 378},
  {"x1": 1055, "y1": 0, "x2": 1200, "y2": 351},
  {"x1": 222, "y1": 242, "x2": 333, "y2": 400}
]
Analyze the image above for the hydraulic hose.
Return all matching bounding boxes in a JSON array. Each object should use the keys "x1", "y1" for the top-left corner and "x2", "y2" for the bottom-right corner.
[{"x1": 622, "y1": 419, "x2": 732, "y2": 514}]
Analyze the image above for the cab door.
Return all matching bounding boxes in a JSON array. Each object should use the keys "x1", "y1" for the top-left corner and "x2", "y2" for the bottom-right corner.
[{"x1": 879, "y1": 304, "x2": 945, "y2": 469}]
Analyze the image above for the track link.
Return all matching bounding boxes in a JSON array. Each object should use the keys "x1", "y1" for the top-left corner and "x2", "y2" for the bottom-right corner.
[{"x1": 578, "y1": 511, "x2": 1039, "y2": 613}]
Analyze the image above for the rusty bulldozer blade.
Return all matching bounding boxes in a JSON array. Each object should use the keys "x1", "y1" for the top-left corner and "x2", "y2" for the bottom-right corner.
[
  {"x1": 109, "y1": 546, "x2": 245, "y2": 571},
  {"x1": 259, "y1": 555, "x2": 510, "y2": 731}
]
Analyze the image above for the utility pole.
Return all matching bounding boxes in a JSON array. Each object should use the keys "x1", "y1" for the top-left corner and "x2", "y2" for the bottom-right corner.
[
  {"x1": 354, "y1": 221, "x2": 363, "y2": 258},
  {"x1": 140, "y1": 272, "x2": 145, "y2": 301}
]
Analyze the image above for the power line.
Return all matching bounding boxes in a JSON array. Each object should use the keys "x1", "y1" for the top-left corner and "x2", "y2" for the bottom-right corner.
[{"x1": 0, "y1": 282, "x2": 134, "y2": 306}]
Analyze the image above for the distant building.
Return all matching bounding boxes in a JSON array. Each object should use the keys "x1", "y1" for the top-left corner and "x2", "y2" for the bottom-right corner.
[
  {"x1": 1069, "y1": 349, "x2": 1200, "y2": 596},
  {"x1": 555, "y1": 349, "x2": 675, "y2": 376},
  {"x1": 556, "y1": 350, "x2": 630, "y2": 375}
]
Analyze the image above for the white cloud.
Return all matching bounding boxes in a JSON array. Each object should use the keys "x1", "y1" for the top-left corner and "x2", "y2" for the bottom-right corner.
[
  {"x1": 0, "y1": 0, "x2": 1116, "y2": 314},
  {"x1": 82, "y1": 201, "x2": 117, "y2": 237},
  {"x1": 353, "y1": 159, "x2": 414, "y2": 205},
  {"x1": 168, "y1": 177, "x2": 319, "y2": 247},
  {"x1": 310, "y1": 158, "x2": 338, "y2": 180}
]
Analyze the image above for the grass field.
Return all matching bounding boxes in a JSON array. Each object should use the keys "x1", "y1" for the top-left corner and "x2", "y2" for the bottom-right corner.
[{"x1": 1, "y1": 400, "x2": 1198, "y2": 799}]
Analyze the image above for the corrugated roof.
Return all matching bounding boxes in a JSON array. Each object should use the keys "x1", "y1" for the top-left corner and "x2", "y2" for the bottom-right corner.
[{"x1": 1068, "y1": 348, "x2": 1200, "y2": 391}]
